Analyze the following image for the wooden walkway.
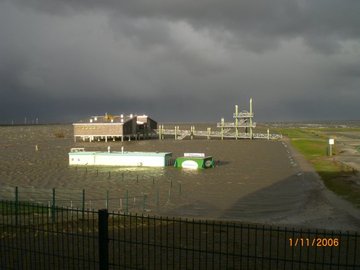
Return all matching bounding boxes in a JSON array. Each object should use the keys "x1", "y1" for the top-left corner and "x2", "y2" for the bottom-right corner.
[{"x1": 155, "y1": 129, "x2": 282, "y2": 140}]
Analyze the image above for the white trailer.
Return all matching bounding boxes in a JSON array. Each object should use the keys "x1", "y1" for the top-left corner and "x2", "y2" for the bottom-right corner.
[{"x1": 69, "y1": 148, "x2": 172, "y2": 167}]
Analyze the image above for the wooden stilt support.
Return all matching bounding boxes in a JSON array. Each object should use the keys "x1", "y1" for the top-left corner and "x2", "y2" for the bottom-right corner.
[
  {"x1": 221, "y1": 118, "x2": 224, "y2": 140},
  {"x1": 250, "y1": 98, "x2": 253, "y2": 139},
  {"x1": 235, "y1": 105, "x2": 239, "y2": 140}
]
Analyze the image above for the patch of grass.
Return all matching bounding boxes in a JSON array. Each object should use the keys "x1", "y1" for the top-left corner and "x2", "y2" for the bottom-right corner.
[
  {"x1": 279, "y1": 127, "x2": 360, "y2": 208},
  {"x1": 291, "y1": 139, "x2": 327, "y2": 158}
]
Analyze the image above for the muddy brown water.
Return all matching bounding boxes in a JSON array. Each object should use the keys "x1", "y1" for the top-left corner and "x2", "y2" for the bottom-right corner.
[{"x1": 1, "y1": 124, "x2": 360, "y2": 231}]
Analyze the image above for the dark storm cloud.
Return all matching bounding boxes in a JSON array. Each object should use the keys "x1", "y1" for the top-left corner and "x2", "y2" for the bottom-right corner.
[
  {"x1": 10, "y1": 0, "x2": 360, "y2": 53},
  {"x1": 0, "y1": 0, "x2": 360, "y2": 123}
]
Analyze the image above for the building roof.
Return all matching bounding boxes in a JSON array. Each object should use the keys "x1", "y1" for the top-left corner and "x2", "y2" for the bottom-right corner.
[
  {"x1": 75, "y1": 114, "x2": 138, "y2": 124},
  {"x1": 73, "y1": 113, "x2": 156, "y2": 125}
]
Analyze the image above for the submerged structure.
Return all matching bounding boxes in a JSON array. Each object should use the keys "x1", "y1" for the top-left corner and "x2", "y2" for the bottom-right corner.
[
  {"x1": 69, "y1": 148, "x2": 172, "y2": 167},
  {"x1": 73, "y1": 113, "x2": 157, "y2": 142},
  {"x1": 174, "y1": 153, "x2": 214, "y2": 169}
]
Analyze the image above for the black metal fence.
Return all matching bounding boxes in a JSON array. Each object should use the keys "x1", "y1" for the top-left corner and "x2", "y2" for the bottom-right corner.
[
  {"x1": 1, "y1": 200, "x2": 359, "y2": 269},
  {"x1": 1, "y1": 184, "x2": 183, "y2": 212}
]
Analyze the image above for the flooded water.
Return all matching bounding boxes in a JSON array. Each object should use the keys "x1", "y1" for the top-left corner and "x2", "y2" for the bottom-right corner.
[{"x1": 1, "y1": 124, "x2": 360, "y2": 231}]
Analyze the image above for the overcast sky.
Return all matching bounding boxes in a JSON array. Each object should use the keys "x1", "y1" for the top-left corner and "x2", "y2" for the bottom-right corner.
[{"x1": 0, "y1": 0, "x2": 359, "y2": 123}]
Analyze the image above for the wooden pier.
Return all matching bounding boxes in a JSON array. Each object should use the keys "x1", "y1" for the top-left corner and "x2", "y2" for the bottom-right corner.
[
  {"x1": 155, "y1": 127, "x2": 282, "y2": 140},
  {"x1": 156, "y1": 98, "x2": 282, "y2": 140}
]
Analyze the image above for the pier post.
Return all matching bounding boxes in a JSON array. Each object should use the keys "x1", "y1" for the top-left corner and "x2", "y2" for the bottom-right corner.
[
  {"x1": 158, "y1": 125, "x2": 162, "y2": 140},
  {"x1": 249, "y1": 98, "x2": 253, "y2": 139},
  {"x1": 174, "y1": 126, "x2": 177, "y2": 140},
  {"x1": 207, "y1": 127, "x2": 211, "y2": 140},
  {"x1": 190, "y1": 126, "x2": 195, "y2": 140},
  {"x1": 267, "y1": 129, "x2": 270, "y2": 140},
  {"x1": 221, "y1": 118, "x2": 224, "y2": 140},
  {"x1": 235, "y1": 105, "x2": 239, "y2": 140}
]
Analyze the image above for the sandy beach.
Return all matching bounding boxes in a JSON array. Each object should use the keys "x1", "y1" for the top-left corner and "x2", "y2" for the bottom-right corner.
[{"x1": 1, "y1": 124, "x2": 360, "y2": 231}]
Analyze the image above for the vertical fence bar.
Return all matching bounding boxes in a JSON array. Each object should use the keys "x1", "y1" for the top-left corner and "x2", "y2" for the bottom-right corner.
[
  {"x1": 126, "y1": 190, "x2": 129, "y2": 214},
  {"x1": 98, "y1": 209, "x2": 109, "y2": 270},
  {"x1": 82, "y1": 189, "x2": 85, "y2": 218},
  {"x1": 142, "y1": 195, "x2": 147, "y2": 211},
  {"x1": 15, "y1": 186, "x2": 19, "y2": 226},
  {"x1": 106, "y1": 191, "x2": 109, "y2": 209},
  {"x1": 354, "y1": 232, "x2": 358, "y2": 267},
  {"x1": 156, "y1": 188, "x2": 160, "y2": 209},
  {"x1": 51, "y1": 188, "x2": 56, "y2": 223}
]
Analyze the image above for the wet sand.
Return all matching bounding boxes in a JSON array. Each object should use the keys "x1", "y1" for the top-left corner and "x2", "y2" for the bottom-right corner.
[{"x1": 1, "y1": 124, "x2": 359, "y2": 231}]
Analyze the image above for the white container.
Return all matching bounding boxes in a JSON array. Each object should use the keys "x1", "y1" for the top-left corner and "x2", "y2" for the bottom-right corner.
[{"x1": 69, "y1": 149, "x2": 172, "y2": 167}]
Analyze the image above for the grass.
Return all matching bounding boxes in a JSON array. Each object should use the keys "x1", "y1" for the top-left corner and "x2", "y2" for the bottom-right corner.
[{"x1": 277, "y1": 127, "x2": 360, "y2": 208}]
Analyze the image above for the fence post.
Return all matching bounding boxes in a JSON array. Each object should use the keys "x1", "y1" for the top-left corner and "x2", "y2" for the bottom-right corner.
[
  {"x1": 82, "y1": 189, "x2": 85, "y2": 219},
  {"x1": 156, "y1": 188, "x2": 160, "y2": 208},
  {"x1": 98, "y1": 209, "x2": 109, "y2": 270},
  {"x1": 126, "y1": 190, "x2": 129, "y2": 214},
  {"x1": 142, "y1": 194, "x2": 147, "y2": 211},
  {"x1": 15, "y1": 186, "x2": 19, "y2": 226},
  {"x1": 106, "y1": 190, "x2": 109, "y2": 209},
  {"x1": 51, "y1": 188, "x2": 56, "y2": 223}
]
